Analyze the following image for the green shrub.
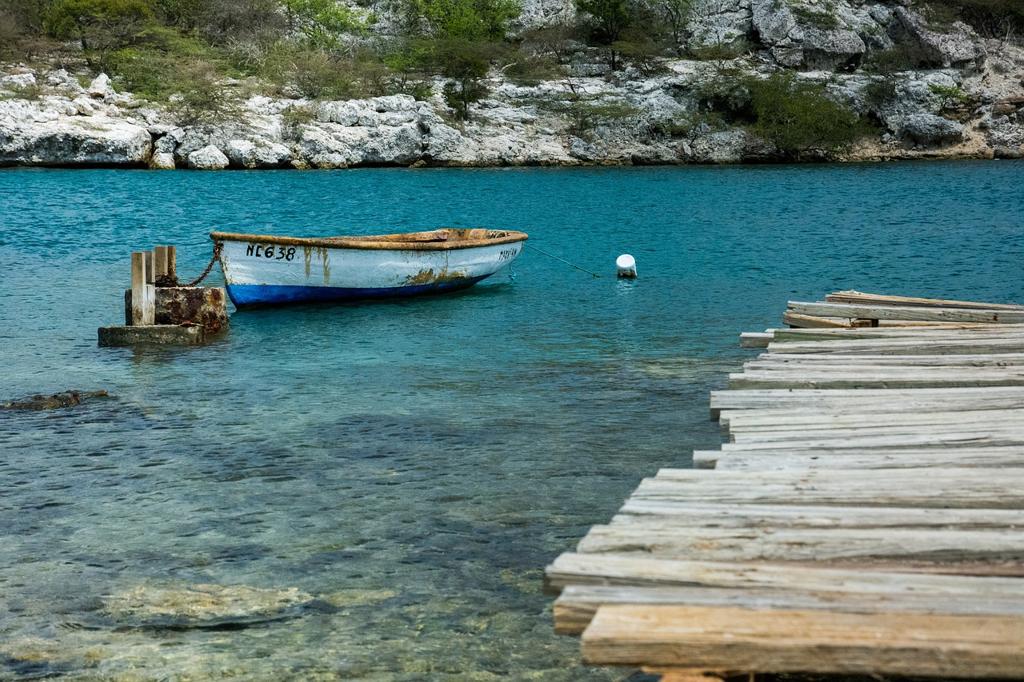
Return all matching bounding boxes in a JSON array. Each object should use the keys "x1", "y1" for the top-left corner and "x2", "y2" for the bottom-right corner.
[
  {"x1": 613, "y1": 31, "x2": 669, "y2": 76},
  {"x1": 533, "y1": 94, "x2": 638, "y2": 137},
  {"x1": 687, "y1": 38, "x2": 750, "y2": 62},
  {"x1": 790, "y1": 3, "x2": 840, "y2": 30},
  {"x1": 281, "y1": 103, "x2": 316, "y2": 139},
  {"x1": 862, "y1": 76, "x2": 898, "y2": 110},
  {"x1": 694, "y1": 67, "x2": 755, "y2": 122},
  {"x1": 105, "y1": 25, "x2": 213, "y2": 98},
  {"x1": 504, "y1": 53, "x2": 565, "y2": 85},
  {"x1": 746, "y1": 72, "x2": 867, "y2": 159},
  {"x1": 170, "y1": 60, "x2": 243, "y2": 125}
]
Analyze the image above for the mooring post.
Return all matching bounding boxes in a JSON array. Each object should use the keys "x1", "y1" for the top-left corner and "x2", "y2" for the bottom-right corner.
[
  {"x1": 130, "y1": 251, "x2": 155, "y2": 325},
  {"x1": 166, "y1": 245, "x2": 176, "y2": 282},
  {"x1": 154, "y1": 246, "x2": 168, "y2": 283},
  {"x1": 145, "y1": 250, "x2": 156, "y2": 285}
]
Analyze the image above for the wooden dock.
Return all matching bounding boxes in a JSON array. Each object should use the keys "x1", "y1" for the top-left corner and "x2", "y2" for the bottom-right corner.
[{"x1": 546, "y1": 291, "x2": 1024, "y2": 680}]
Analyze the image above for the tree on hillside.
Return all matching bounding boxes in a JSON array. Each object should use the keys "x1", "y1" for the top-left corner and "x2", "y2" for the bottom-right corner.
[
  {"x1": 280, "y1": 0, "x2": 366, "y2": 47},
  {"x1": 402, "y1": 0, "x2": 519, "y2": 119},
  {"x1": 574, "y1": 0, "x2": 631, "y2": 68},
  {"x1": 658, "y1": 0, "x2": 692, "y2": 56},
  {"x1": 45, "y1": 0, "x2": 155, "y2": 67}
]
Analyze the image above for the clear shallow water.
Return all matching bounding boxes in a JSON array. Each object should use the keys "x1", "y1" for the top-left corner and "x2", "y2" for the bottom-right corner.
[{"x1": 0, "y1": 162, "x2": 1022, "y2": 680}]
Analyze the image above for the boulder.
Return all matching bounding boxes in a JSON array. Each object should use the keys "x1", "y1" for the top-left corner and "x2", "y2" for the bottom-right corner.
[
  {"x1": 687, "y1": 0, "x2": 754, "y2": 50},
  {"x1": 900, "y1": 113, "x2": 964, "y2": 145},
  {"x1": 149, "y1": 152, "x2": 176, "y2": 169},
  {"x1": 44, "y1": 69, "x2": 83, "y2": 93},
  {"x1": 802, "y1": 28, "x2": 866, "y2": 69},
  {"x1": 687, "y1": 128, "x2": 752, "y2": 163},
  {"x1": 225, "y1": 139, "x2": 292, "y2": 168},
  {"x1": 186, "y1": 144, "x2": 229, "y2": 169},
  {"x1": 892, "y1": 7, "x2": 985, "y2": 69},
  {"x1": 0, "y1": 73, "x2": 36, "y2": 89},
  {"x1": 752, "y1": 0, "x2": 796, "y2": 46},
  {"x1": 71, "y1": 96, "x2": 95, "y2": 116},
  {"x1": 87, "y1": 73, "x2": 114, "y2": 99}
]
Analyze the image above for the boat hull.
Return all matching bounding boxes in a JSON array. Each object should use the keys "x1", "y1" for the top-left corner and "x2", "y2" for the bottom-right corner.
[{"x1": 217, "y1": 237, "x2": 523, "y2": 308}]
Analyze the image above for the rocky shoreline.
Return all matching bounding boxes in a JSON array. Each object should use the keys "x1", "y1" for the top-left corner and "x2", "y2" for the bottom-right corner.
[{"x1": 2, "y1": 1, "x2": 1023, "y2": 169}]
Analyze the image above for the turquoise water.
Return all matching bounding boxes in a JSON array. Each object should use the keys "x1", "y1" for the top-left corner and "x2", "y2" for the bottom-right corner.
[{"x1": 1, "y1": 162, "x2": 1023, "y2": 680}]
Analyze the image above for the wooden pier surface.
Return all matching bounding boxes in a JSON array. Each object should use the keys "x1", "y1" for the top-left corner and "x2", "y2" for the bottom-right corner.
[{"x1": 546, "y1": 291, "x2": 1024, "y2": 680}]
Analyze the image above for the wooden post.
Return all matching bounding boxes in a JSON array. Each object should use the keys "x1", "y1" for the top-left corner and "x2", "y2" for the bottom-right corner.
[
  {"x1": 145, "y1": 250, "x2": 155, "y2": 285},
  {"x1": 166, "y1": 245, "x2": 176, "y2": 282},
  {"x1": 130, "y1": 251, "x2": 155, "y2": 326},
  {"x1": 154, "y1": 246, "x2": 168, "y2": 283}
]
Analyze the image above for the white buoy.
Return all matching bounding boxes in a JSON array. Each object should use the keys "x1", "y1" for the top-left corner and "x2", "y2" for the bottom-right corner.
[{"x1": 616, "y1": 254, "x2": 637, "y2": 279}]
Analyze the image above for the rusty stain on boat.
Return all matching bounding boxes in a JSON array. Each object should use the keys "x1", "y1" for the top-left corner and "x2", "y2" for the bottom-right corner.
[
  {"x1": 302, "y1": 246, "x2": 331, "y2": 283},
  {"x1": 404, "y1": 268, "x2": 467, "y2": 286},
  {"x1": 318, "y1": 247, "x2": 330, "y2": 284}
]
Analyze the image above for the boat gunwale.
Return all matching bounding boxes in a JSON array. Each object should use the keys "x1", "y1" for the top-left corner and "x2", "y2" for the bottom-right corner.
[{"x1": 210, "y1": 229, "x2": 528, "y2": 251}]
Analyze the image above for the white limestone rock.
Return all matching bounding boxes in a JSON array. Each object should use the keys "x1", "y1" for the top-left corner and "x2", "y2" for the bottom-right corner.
[
  {"x1": 899, "y1": 112, "x2": 964, "y2": 145},
  {"x1": 225, "y1": 138, "x2": 292, "y2": 168},
  {"x1": 0, "y1": 73, "x2": 36, "y2": 89},
  {"x1": 891, "y1": 7, "x2": 985, "y2": 69},
  {"x1": 687, "y1": 0, "x2": 754, "y2": 49},
  {"x1": 87, "y1": 73, "x2": 114, "y2": 99},
  {"x1": 71, "y1": 96, "x2": 96, "y2": 116},
  {"x1": 186, "y1": 144, "x2": 229, "y2": 169},
  {"x1": 0, "y1": 99, "x2": 152, "y2": 165}
]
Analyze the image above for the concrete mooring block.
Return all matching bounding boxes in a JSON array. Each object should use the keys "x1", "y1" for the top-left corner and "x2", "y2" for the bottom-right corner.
[
  {"x1": 98, "y1": 324, "x2": 206, "y2": 347},
  {"x1": 124, "y1": 286, "x2": 229, "y2": 333}
]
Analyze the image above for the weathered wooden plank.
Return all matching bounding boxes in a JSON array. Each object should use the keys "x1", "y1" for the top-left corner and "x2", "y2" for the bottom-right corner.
[
  {"x1": 581, "y1": 605, "x2": 1024, "y2": 677},
  {"x1": 576, "y1": 524, "x2": 1024, "y2": 566},
  {"x1": 782, "y1": 311, "x2": 857, "y2": 328},
  {"x1": 639, "y1": 468, "x2": 1024, "y2": 508},
  {"x1": 555, "y1": 583, "x2": 1024, "y2": 635},
  {"x1": 825, "y1": 290, "x2": 1024, "y2": 311},
  {"x1": 726, "y1": 407, "x2": 1024, "y2": 433},
  {"x1": 545, "y1": 553, "x2": 1024, "y2": 594},
  {"x1": 767, "y1": 338, "x2": 1024, "y2": 355},
  {"x1": 729, "y1": 369, "x2": 1024, "y2": 389},
  {"x1": 730, "y1": 424, "x2": 1024, "y2": 444},
  {"x1": 771, "y1": 326, "x2": 1024, "y2": 341},
  {"x1": 739, "y1": 332, "x2": 771, "y2": 348},
  {"x1": 710, "y1": 387, "x2": 1024, "y2": 418},
  {"x1": 719, "y1": 431, "x2": 1024, "y2": 450},
  {"x1": 704, "y1": 450, "x2": 1024, "y2": 470},
  {"x1": 746, "y1": 355, "x2": 1024, "y2": 370},
  {"x1": 788, "y1": 301, "x2": 1024, "y2": 324},
  {"x1": 614, "y1": 501, "x2": 1024, "y2": 528}
]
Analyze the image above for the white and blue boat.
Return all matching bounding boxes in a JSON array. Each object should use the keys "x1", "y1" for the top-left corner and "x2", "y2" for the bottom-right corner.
[{"x1": 211, "y1": 228, "x2": 528, "y2": 308}]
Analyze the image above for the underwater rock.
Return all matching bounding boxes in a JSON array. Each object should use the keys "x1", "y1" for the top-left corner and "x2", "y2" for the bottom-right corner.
[
  {"x1": 102, "y1": 583, "x2": 314, "y2": 629},
  {"x1": 322, "y1": 588, "x2": 398, "y2": 607},
  {"x1": 2, "y1": 390, "x2": 109, "y2": 410}
]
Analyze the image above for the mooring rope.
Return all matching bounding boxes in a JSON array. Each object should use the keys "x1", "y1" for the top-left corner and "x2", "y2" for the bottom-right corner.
[
  {"x1": 184, "y1": 242, "x2": 223, "y2": 287},
  {"x1": 525, "y1": 244, "x2": 601, "y2": 278}
]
